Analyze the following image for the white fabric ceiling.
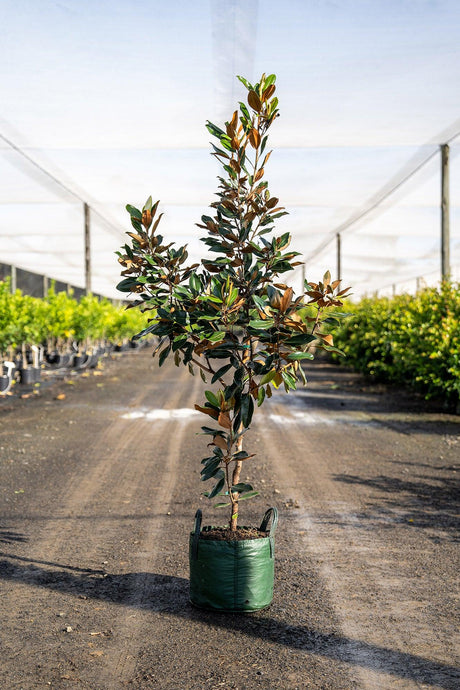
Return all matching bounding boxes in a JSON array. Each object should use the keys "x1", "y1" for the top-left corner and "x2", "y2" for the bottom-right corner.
[{"x1": 0, "y1": 0, "x2": 459, "y2": 299}]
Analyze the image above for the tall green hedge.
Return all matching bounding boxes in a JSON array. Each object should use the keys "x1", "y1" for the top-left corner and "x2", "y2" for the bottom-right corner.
[
  {"x1": 0, "y1": 280, "x2": 148, "y2": 356},
  {"x1": 332, "y1": 281, "x2": 460, "y2": 407}
]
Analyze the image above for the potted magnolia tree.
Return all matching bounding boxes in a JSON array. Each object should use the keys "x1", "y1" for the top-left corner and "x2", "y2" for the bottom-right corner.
[{"x1": 117, "y1": 73, "x2": 350, "y2": 611}]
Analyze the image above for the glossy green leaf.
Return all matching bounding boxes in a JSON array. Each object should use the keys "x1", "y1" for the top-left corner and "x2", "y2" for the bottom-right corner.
[
  {"x1": 204, "y1": 390, "x2": 220, "y2": 407},
  {"x1": 206, "y1": 121, "x2": 225, "y2": 138},
  {"x1": 287, "y1": 352, "x2": 315, "y2": 361},
  {"x1": 132, "y1": 322, "x2": 157, "y2": 340},
  {"x1": 189, "y1": 273, "x2": 201, "y2": 292},
  {"x1": 281, "y1": 370, "x2": 296, "y2": 389},
  {"x1": 201, "y1": 462, "x2": 223, "y2": 482},
  {"x1": 237, "y1": 491, "x2": 259, "y2": 501},
  {"x1": 237, "y1": 75, "x2": 253, "y2": 90},
  {"x1": 126, "y1": 204, "x2": 142, "y2": 220},
  {"x1": 158, "y1": 345, "x2": 171, "y2": 367},
  {"x1": 286, "y1": 334, "x2": 317, "y2": 347},
  {"x1": 211, "y1": 363, "x2": 233, "y2": 383},
  {"x1": 207, "y1": 331, "x2": 226, "y2": 343},
  {"x1": 116, "y1": 278, "x2": 139, "y2": 293},
  {"x1": 227, "y1": 288, "x2": 239, "y2": 306},
  {"x1": 252, "y1": 295, "x2": 268, "y2": 311},
  {"x1": 143, "y1": 196, "x2": 153, "y2": 212},
  {"x1": 323, "y1": 316, "x2": 340, "y2": 326},
  {"x1": 231, "y1": 483, "x2": 253, "y2": 493},
  {"x1": 259, "y1": 370, "x2": 276, "y2": 385},
  {"x1": 241, "y1": 394, "x2": 254, "y2": 428},
  {"x1": 130, "y1": 218, "x2": 142, "y2": 232},
  {"x1": 233, "y1": 450, "x2": 251, "y2": 460},
  {"x1": 249, "y1": 319, "x2": 274, "y2": 329},
  {"x1": 208, "y1": 476, "x2": 225, "y2": 499},
  {"x1": 257, "y1": 386, "x2": 266, "y2": 406}
]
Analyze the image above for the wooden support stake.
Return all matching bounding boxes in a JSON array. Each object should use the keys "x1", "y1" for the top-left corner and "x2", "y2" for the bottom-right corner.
[{"x1": 441, "y1": 144, "x2": 450, "y2": 280}]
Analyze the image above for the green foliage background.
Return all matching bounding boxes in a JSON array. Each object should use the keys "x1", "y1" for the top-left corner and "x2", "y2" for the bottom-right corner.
[
  {"x1": 0, "y1": 280, "x2": 147, "y2": 355},
  {"x1": 331, "y1": 281, "x2": 460, "y2": 407}
]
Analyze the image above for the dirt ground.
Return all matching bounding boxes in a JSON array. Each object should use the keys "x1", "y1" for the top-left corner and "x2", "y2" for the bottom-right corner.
[{"x1": 0, "y1": 348, "x2": 459, "y2": 690}]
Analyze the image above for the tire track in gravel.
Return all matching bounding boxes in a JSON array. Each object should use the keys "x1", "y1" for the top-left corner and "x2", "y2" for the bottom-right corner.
[
  {"x1": 50, "y1": 363, "x2": 188, "y2": 514},
  {"x1": 25, "y1": 362, "x2": 189, "y2": 556},
  {"x1": 256, "y1": 394, "x2": 460, "y2": 690},
  {"x1": 0, "y1": 358, "x2": 202, "y2": 688},
  {"x1": 86, "y1": 369, "x2": 203, "y2": 688},
  {"x1": 255, "y1": 401, "x2": 379, "y2": 689}
]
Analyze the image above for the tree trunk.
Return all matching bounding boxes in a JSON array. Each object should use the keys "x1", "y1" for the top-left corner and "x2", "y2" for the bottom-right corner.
[
  {"x1": 22, "y1": 343, "x2": 28, "y2": 370},
  {"x1": 230, "y1": 435, "x2": 243, "y2": 531}
]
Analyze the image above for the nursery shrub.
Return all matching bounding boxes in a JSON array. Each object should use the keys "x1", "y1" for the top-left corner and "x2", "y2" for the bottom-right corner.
[
  {"x1": 0, "y1": 280, "x2": 147, "y2": 357},
  {"x1": 332, "y1": 282, "x2": 460, "y2": 408}
]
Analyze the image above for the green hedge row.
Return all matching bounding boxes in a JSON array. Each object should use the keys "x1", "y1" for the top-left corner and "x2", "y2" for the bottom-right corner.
[
  {"x1": 0, "y1": 280, "x2": 147, "y2": 357},
  {"x1": 331, "y1": 281, "x2": 460, "y2": 408}
]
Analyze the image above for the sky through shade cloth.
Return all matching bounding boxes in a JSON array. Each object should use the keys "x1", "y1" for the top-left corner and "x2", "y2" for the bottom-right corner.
[{"x1": 0, "y1": 0, "x2": 459, "y2": 298}]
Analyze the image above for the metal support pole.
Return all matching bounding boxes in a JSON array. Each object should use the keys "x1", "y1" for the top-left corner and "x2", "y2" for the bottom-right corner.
[
  {"x1": 10, "y1": 265, "x2": 16, "y2": 292},
  {"x1": 301, "y1": 262, "x2": 306, "y2": 294},
  {"x1": 84, "y1": 202, "x2": 92, "y2": 294},
  {"x1": 441, "y1": 144, "x2": 450, "y2": 281},
  {"x1": 336, "y1": 233, "x2": 341, "y2": 282},
  {"x1": 43, "y1": 275, "x2": 49, "y2": 297}
]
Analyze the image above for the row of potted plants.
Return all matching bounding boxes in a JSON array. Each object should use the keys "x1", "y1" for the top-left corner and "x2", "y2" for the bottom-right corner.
[{"x1": 0, "y1": 280, "x2": 147, "y2": 393}]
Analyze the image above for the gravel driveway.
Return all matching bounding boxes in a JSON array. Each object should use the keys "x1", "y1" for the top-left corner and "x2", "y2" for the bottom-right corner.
[{"x1": 0, "y1": 348, "x2": 458, "y2": 689}]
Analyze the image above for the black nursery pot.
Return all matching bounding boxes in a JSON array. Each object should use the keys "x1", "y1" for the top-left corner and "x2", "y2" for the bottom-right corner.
[
  {"x1": 0, "y1": 375, "x2": 10, "y2": 392},
  {"x1": 45, "y1": 351, "x2": 59, "y2": 365},
  {"x1": 19, "y1": 368, "x2": 35, "y2": 385},
  {"x1": 87, "y1": 354, "x2": 100, "y2": 369},
  {"x1": 58, "y1": 354, "x2": 72, "y2": 368},
  {"x1": 72, "y1": 354, "x2": 88, "y2": 369},
  {"x1": 189, "y1": 507, "x2": 278, "y2": 612},
  {"x1": 46, "y1": 352, "x2": 71, "y2": 368}
]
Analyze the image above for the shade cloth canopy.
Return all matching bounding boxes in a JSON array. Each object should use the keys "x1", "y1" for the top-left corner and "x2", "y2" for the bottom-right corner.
[{"x1": 1, "y1": 0, "x2": 459, "y2": 298}]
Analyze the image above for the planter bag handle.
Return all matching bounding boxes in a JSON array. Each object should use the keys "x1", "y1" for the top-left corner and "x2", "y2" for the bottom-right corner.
[
  {"x1": 259, "y1": 507, "x2": 278, "y2": 537},
  {"x1": 191, "y1": 509, "x2": 202, "y2": 560}
]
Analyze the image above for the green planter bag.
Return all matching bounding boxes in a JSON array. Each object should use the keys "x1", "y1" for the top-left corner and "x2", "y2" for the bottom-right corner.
[{"x1": 189, "y1": 507, "x2": 278, "y2": 612}]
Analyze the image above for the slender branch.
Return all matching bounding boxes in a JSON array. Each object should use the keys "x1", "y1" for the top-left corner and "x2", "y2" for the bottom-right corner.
[{"x1": 189, "y1": 356, "x2": 226, "y2": 386}]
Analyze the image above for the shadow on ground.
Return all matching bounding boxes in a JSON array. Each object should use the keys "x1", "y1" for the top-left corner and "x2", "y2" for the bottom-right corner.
[
  {"x1": 290, "y1": 362, "x2": 460, "y2": 432},
  {"x1": 332, "y1": 469, "x2": 460, "y2": 542},
  {"x1": 0, "y1": 554, "x2": 458, "y2": 689},
  {"x1": 291, "y1": 387, "x2": 460, "y2": 436},
  {"x1": 0, "y1": 530, "x2": 28, "y2": 544}
]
